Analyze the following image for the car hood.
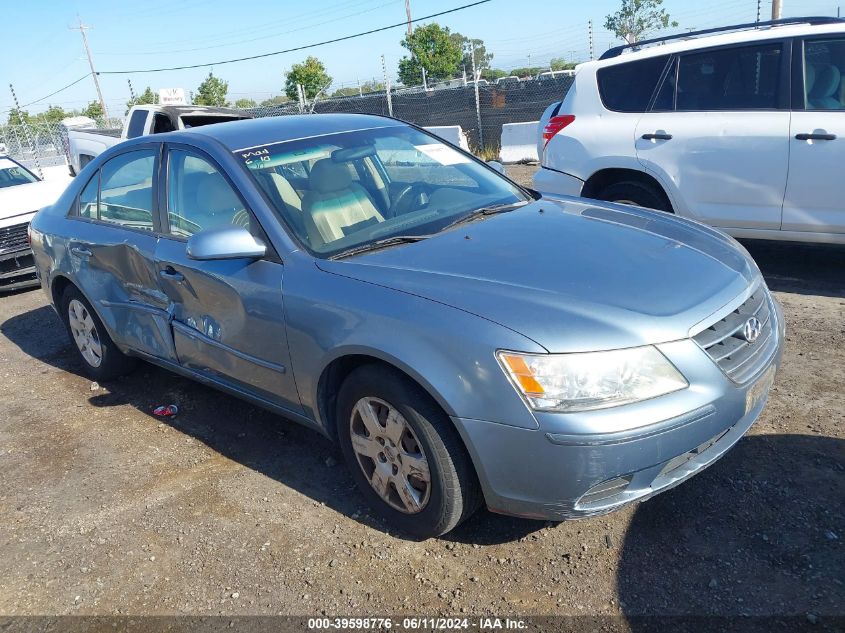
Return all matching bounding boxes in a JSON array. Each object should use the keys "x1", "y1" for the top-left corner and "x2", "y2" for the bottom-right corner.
[
  {"x1": 316, "y1": 198, "x2": 759, "y2": 352},
  {"x1": 0, "y1": 178, "x2": 68, "y2": 229}
]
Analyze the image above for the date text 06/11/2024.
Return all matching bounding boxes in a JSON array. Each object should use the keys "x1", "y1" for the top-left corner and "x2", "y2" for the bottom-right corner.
[{"x1": 307, "y1": 617, "x2": 529, "y2": 630}]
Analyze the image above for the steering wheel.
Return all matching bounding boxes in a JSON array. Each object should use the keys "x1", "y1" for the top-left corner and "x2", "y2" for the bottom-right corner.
[{"x1": 390, "y1": 184, "x2": 427, "y2": 217}]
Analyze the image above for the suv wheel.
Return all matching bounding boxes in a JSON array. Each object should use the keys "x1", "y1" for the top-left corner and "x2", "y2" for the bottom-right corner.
[
  {"x1": 337, "y1": 364, "x2": 481, "y2": 538},
  {"x1": 60, "y1": 286, "x2": 137, "y2": 381},
  {"x1": 597, "y1": 181, "x2": 672, "y2": 212}
]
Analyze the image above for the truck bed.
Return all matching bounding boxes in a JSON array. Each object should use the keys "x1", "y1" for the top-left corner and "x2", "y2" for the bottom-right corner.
[{"x1": 72, "y1": 128, "x2": 122, "y2": 138}]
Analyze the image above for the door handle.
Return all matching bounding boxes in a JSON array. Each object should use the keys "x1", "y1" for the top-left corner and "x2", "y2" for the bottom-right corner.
[
  {"x1": 159, "y1": 266, "x2": 185, "y2": 282},
  {"x1": 641, "y1": 133, "x2": 673, "y2": 141},
  {"x1": 795, "y1": 133, "x2": 836, "y2": 141},
  {"x1": 70, "y1": 246, "x2": 92, "y2": 258}
]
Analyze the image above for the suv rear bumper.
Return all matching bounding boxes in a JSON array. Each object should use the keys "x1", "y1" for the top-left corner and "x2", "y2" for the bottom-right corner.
[{"x1": 533, "y1": 167, "x2": 584, "y2": 198}]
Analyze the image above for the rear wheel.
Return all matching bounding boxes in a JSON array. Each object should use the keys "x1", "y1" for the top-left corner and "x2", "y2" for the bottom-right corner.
[
  {"x1": 337, "y1": 364, "x2": 480, "y2": 537},
  {"x1": 597, "y1": 180, "x2": 672, "y2": 212},
  {"x1": 60, "y1": 286, "x2": 137, "y2": 381}
]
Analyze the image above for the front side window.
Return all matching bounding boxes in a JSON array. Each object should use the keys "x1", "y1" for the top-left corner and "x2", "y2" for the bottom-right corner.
[
  {"x1": 676, "y1": 43, "x2": 782, "y2": 111},
  {"x1": 167, "y1": 149, "x2": 251, "y2": 238},
  {"x1": 237, "y1": 125, "x2": 527, "y2": 257},
  {"x1": 98, "y1": 150, "x2": 156, "y2": 230},
  {"x1": 597, "y1": 55, "x2": 669, "y2": 112},
  {"x1": 802, "y1": 38, "x2": 845, "y2": 110}
]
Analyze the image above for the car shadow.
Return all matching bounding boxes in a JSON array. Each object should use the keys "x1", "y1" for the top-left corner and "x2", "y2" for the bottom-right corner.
[
  {"x1": 0, "y1": 304, "x2": 544, "y2": 543},
  {"x1": 617, "y1": 434, "x2": 844, "y2": 630},
  {"x1": 740, "y1": 239, "x2": 845, "y2": 298}
]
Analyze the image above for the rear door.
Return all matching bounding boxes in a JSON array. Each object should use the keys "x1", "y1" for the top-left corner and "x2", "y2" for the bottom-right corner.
[
  {"x1": 153, "y1": 145, "x2": 301, "y2": 412},
  {"x1": 782, "y1": 35, "x2": 845, "y2": 234},
  {"x1": 634, "y1": 41, "x2": 791, "y2": 229},
  {"x1": 68, "y1": 145, "x2": 176, "y2": 361}
]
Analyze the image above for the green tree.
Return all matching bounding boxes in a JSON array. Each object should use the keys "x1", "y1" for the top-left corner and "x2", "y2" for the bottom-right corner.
[
  {"x1": 331, "y1": 81, "x2": 384, "y2": 97},
  {"x1": 284, "y1": 56, "x2": 332, "y2": 101},
  {"x1": 234, "y1": 98, "x2": 257, "y2": 108},
  {"x1": 510, "y1": 66, "x2": 546, "y2": 78},
  {"x1": 40, "y1": 105, "x2": 67, "y2": 123},
  {"x1": 449, "y1": 32, "x2": 493, "y2": 77},
  {"x1": 8, "y1": 108, "x2": 30, "y2": 125},
  {"x1": 259, "y1": 95, "x2": 290, "y2": 107},
  {"x1": 194, "y1": 72, "x2": 229, "y2": 106},
  {"x1": 550, "y1": 57, "x2": 577, "y2": 71},
  {"x1": 398, "y1": 23, "x2": 462, "y2": 86},
  {"x1": 605, "y1": 0, "x2": 677, "y2": 43},
  {"x1": 81, "y1": 101, "x2": 104, "y2": 120},
  {"x1": 483, "y1": 68, "x2": 508, "y2": 81},
  {"x1": 126, "y1": 86, "x2": 159, "y2": 114}
]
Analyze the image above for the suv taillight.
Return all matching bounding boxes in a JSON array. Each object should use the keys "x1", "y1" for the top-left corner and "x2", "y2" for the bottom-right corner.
[{"x1": 543, "y1": 115, "x2": 575, "y2": 146}]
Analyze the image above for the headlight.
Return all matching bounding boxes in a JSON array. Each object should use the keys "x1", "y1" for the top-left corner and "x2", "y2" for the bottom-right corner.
[{"x1": 497, "y1": 346, "x2": 688, "y2": 412}]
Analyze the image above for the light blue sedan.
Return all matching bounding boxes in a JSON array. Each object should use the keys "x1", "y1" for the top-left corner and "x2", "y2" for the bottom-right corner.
[{"x1": 29, "y1": 114, "x2": 784, "y2": 537}]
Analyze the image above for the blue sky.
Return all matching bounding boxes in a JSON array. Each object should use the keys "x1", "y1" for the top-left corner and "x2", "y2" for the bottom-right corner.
[{"x1": 4, "y1": 0, "x2": 840, "y2": 116}]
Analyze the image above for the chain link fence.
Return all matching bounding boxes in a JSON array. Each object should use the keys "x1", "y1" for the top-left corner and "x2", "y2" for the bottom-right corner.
[
  {"x1": 0, "y1": 118, "x2": 122, "y2": 176},
  {"x1": 1, "y1": 78, "x2": 572, "y2": 171}
]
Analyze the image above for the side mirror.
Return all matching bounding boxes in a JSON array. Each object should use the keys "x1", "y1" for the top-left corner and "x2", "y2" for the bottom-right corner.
[
  {"x1": 486, "y1": 160, "x2": 505, "y2": 174},
  {"x1": 186, "y1": 226, "x2": 266, "y2": 261}
]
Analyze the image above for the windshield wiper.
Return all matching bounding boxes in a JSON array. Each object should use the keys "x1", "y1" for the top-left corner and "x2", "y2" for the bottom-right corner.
[
  {"x1": 328, "y1": 235, "x2": 432, "y2": 260},
  {"x1": 441, "y1": 201, "x2": 529, "y2": 231}
]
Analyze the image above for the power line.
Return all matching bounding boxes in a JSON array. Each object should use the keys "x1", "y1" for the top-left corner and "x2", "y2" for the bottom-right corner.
[
  {"x1": 14, "y1": 73, "x2": 93, "y2": 110},
  {"x1": 98, "y1": 0, "x2": 492, "y2": 74}
]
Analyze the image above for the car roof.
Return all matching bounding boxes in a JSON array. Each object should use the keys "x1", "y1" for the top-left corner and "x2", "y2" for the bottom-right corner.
[
  {"x1": 180, "y1": 113, "x2": 404, "y2": 151},
  {"x1": 592, "y1": 21, "x2": 845, "y2": 68}
]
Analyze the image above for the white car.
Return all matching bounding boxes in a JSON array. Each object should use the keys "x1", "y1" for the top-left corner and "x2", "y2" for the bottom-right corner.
[
  {"x1": 534, "y1": 17, "x2": 845, "y2": 244},
  {"x1": 0, "y1": 156, "x2": 68, "y2": 291}
]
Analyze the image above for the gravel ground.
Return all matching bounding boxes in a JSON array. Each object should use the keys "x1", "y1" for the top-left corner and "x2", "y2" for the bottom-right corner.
[{"x1": 0, "y1": 165, "x2": 842, "y2": 627}]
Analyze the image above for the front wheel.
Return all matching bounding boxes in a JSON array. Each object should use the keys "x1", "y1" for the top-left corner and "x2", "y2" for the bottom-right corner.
[
  {"x1": 60, "y1": 285, "x2": 137, "y2": 381},
  {"x1": 337, "y1": 365, "x2": 481, "y2": 538}
]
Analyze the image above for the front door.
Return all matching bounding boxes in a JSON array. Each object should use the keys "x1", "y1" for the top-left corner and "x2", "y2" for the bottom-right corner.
[
  {"x1": 782, "y1": 36, "x2": 845, "y2": 234},
  {"x1": 154, "y1": 146, "x2": 301, "y2": 412},
  {"x1": 635, "y1": 41, "x2": 790, "y2": 230}
]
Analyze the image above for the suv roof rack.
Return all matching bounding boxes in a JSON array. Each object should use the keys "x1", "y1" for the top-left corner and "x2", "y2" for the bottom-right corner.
[{"x1": 599, "y1": 16, "x2": 845, "y2": 60}]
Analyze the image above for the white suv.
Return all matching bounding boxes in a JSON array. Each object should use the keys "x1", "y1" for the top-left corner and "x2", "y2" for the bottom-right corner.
[{"x1": 533, "y1": 17, "x2": 845, "y2": 244}]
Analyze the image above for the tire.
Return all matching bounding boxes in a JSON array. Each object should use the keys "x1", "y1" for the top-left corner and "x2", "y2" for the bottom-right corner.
[
  {"x1": 59, "y1": 285, "x2": 137, "y2": 381},
  {"x1": 336, "y1": 364, "x2": 481, "y2": 538},
  {"x1": 597, "y1": 180, "x2": 672, "y2": 212}
]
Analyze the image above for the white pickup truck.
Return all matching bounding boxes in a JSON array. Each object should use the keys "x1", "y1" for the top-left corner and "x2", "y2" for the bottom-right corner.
[{"x1": 63, "y1": 105, "x2": 250, "y2": 176}]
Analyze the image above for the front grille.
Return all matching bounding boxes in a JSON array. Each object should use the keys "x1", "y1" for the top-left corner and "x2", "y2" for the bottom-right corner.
[
  {"x1": 693, "y1": 285, "x2": 777, "y2": 384},
  {"x1": 0, "y1": 222, "x2": 29, "y2": 254}
]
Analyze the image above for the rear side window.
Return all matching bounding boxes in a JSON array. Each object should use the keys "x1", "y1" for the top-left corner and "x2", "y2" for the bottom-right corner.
[
  {"x1": 676, "y1": 43, "x2": 782, "y2": 111},
  {"x1": 597, "y1": 55, "x2": 669, "y2": 112},
  {"x1": 126, "y1": 110, "x2": 147, "y2": 138},
  {"x1": 98, "y1": 150, "x2": 156, "y2": 230}
]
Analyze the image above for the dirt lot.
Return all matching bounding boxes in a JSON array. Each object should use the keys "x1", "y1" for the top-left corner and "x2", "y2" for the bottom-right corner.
[{"x1": 1, "y1": 165, "x2": 843, "y2": 628}]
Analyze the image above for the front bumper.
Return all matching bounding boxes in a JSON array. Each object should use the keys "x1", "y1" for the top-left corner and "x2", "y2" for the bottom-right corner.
[
  {"x1": 454, "y1": 297, "x2": 785, "y2": 521},
  {"x1": 0, "y1": 247, "x2": 37, "y2": 292}
]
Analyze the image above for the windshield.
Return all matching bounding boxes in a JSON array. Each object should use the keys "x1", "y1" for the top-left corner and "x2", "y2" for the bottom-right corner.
[
  {"x1": 235, "y1": 125, "x2": 528, "y2": 257},
  {"x1": 0, "y1": 158, "x2": 39, "y2": 188}
]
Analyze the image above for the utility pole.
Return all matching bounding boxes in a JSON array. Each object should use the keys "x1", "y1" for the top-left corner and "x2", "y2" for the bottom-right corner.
[
  {"x1": 528, "y1": 53, "x2": 532, "y2": 70},
  {"x1": 404, "y1": 0, "x2": 413, "y2": 36},
  {"x1": 381, "y1": 54, "x2": 393, "y2": 117},
  {"x1": 756, "y1": 0, "x2": 762, "y2": 23},
  {"x1": 70, "y1": 18, "x2": 108, "y2": 119},
  {"x1": 127, "y1": 79, "x2": 136, "y2": 103},
  {"x1": 588, "y1": 20, "x2": 595, "y2": 61},
  {"x1": 471, "y1": 42, "x2": 483, "y2": 149},
  {"x1": 771, "y1": 0, "x2": 782, "y2": 19}
]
